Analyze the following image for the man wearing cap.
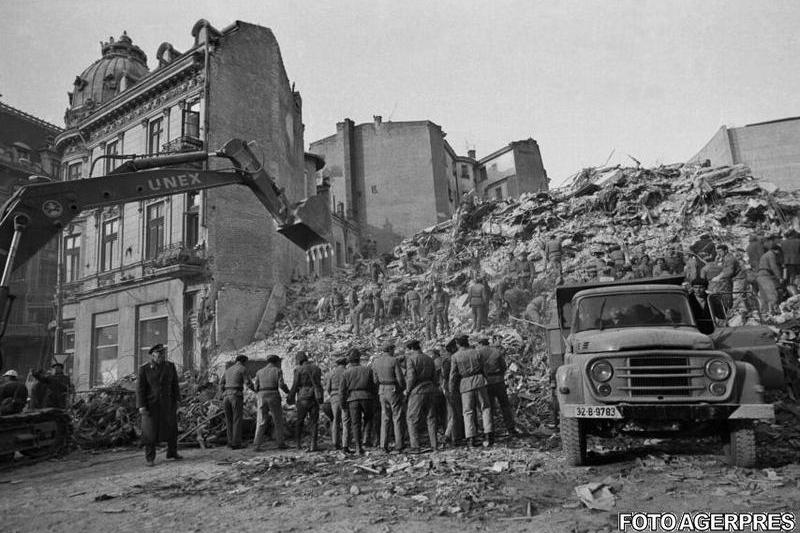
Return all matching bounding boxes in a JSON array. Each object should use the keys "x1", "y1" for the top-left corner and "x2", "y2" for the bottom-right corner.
[
  {"x1": 467, "y1": 274, "x2": 490, "y2": 332},
  {"x1": 289, "y1": 351, "x2": 324, "y2": 451},
  {"x1": 405, "y1": 285, "x2": 422, "y2": 326},
  {"x1": 219, "y1": 354, "x2": 254, "y2": 449},
  {"x1": 373, "y1": 343, "x2": 406, "y2": 452},
  {"x1": 404, "y1": 340, "x2": 438, "y2": 452},
  {"x1": 432, "y1": 282, "x2": 450, "y2": 336},
  {"x1": 478, "y1": 337, "x2": 517, "y2": 439},
  {"x1": 137, "y1": 344, "x2": 181, "y2": 465},
  {"x1": 340, "y1": 348, "x2": 378, "y2": 455},
  {"x1": 0, "y1": 370, "x2": 28, "y2": 415},
  {"x1": 253, "y1": 355, "x2": 290, "y2": 451},
  {"x1": 449, "y1": 335, "x2": 493, "y2": 447},
  {"x1": 437, "y1": 339, "x2": 464, "y2": 445},
  {"x1": 757, "y1": 235, "x2": 782, "y2": 314},
  {"x1": 46, "y1": 362, "x2": 73, "y2": 409},
  {"x1": 326, "y1": 356, "x2": 350, "y2": 450}
]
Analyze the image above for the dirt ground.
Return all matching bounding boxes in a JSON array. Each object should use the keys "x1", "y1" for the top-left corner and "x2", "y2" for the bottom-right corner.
[{"x1": 1, "y1": 425, "x2": 799, "y2": 533}]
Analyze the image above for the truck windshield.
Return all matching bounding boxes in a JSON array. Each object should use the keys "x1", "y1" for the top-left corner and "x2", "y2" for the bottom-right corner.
[{"x1": 573, "y1": 292, "x2": 696, "y2": 332}]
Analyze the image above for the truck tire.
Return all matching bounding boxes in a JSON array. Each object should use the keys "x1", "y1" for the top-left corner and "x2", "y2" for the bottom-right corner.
[
  {"x1": 727, "y1": 422, "x2": 756, "y2": 468},
  {"x1": 560, "y1": 416, "x2": 586, "y2": 466}
]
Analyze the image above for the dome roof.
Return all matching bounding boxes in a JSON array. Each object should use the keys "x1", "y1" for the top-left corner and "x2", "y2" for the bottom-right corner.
[{"x1": 66, "y1": 32, "x2": 149, "y2": 126}]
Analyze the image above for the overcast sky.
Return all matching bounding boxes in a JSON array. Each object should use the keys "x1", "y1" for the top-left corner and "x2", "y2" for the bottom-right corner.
[{"x1": 2, "y1": 0, "x2": 799, "y2": 185}]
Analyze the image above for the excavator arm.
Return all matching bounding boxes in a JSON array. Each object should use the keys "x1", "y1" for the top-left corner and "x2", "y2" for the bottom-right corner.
[{"x1": 0, "y1": 138, "x2": 329, "y2": 369}]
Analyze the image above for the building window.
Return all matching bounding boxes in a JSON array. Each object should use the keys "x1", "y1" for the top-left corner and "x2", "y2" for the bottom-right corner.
[
  {"x1": 100, "y1": 218, "x2": 119, "y2": 272},
  {"x1": 136, "y1": 301, "x2": 168, "y2": 369},
  {"x1": 61, "y1": 319, "x2": 75, "y2": 355},
  {"x1": 92, "y1": 310, "x2": 119, "y2": 386},
  {"x1": 146, "y1": 202, "x2": 165, "y2": 259},
  {"x1": 148, "y1": 117, "x2": 164, "y2": 154},
  {"x1": 185, "y1": 192, "x2": 200, "y2": 248},
  {"x1": 371, "y1": 185, "x2": 378, "y2": 194},
  {"x1": 67, "y1": 162, "x2": 82, "y2": 181},
  {"x1": 105, "y1": 140, "x2": 119, "y2": 174},
  {"x1": 182, "y1": 102, "x2": 200, "y2": 139},
  {"x1": 494, "y1": 187, "x2": 503, "y2": 200},
  {"x1": 64, "y1": 233, "x2": 80, "y2": 282},
  {"x1": 461, "y1": 164, "x2": 469, "y2": 179}
]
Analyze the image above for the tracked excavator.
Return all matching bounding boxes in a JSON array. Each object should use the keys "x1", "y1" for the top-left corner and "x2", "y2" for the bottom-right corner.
[{"x1": 0, "y1": 139, "x2": 330, "y2": 460}]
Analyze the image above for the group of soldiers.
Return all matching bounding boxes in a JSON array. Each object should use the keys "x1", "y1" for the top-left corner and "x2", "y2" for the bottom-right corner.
[
  {"x1": 212, "y1": 333, "x2": 518, "y2": 456},
  {"x1": 0, "y1": 363, "x2": 73, "y2": 415}
]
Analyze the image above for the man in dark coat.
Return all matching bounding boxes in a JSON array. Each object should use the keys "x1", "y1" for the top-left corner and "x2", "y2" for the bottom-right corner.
[
  {"x1": 478, "y1": 337, "x2": 517, "y2": 438},
  {"x1": 326, "y1": 355, "x2": 350, "y2": 449},
  {"x1": 137, "y1": 344, "x2": 181, "y2": 466},
  {"x1": 449, "y1": 335, "x2": 493, "y2": 447},
  {"x1": 46, "y1": 362, "x2": 73, "y2": 409}
]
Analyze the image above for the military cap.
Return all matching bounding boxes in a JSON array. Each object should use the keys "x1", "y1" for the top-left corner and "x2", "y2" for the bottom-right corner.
[
  {"x1": 266, "y1": 354, "x2": 281, "y2": 365},
  {"x1": 235, "y1": 354, "x2": 249, "y2": 364},
  {"x1": 405, "y1": 339, "x2": 421, "y2": 350},
  {"x1": 383, "y1": 342, "x2": 395, "y2": 353},
  {"x1": 149, "y1": 343, "x2": 166, "y2": 355},
  {"x1": 335, "y1": 356, "x2": 348, "y2": 366},
  {"x1": 348, "y1": 348, "x2": 361, "y2": 362}
]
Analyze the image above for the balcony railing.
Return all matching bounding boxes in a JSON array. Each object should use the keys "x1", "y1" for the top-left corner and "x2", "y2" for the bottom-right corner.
[{"x1": 161, "y1": 136, "x2": 204, "y2": 153}]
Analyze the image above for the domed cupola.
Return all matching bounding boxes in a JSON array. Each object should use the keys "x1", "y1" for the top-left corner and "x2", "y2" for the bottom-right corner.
[{"x1": 65, "y1": 31, "x2": 149, "y2": 127}]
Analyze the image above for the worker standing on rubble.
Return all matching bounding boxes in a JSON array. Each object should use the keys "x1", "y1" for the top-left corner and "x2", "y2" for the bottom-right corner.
[
  {"x1": 326, "y1": 356, "x2": 350, "y2": 450},
  {"x1": 449, "y1": 335, "x2": 493, "y2": 447},
  {"x1": 350, "y1": 295, "x2": 367, "y2": 336},
  {"x1": 289, "y1": 351, "x2": 324, "y2": 452},
  {"x1": 219, "y1": 354, "x2": 254, "y2": 449},
  {"x1": 373, "y1": 343, "x2": 406, "y2": 453},
  {"x1": 137, "y1": 344, "x2": 181, "y2": 465},
  {"x1": 373, "y1": 284, "x2": 385, "y2": 329},
  {"x1": 711, "y1": 244, "x2": 740, "y2": 308},
  {"x1": 252, "y1": 355, "x2": 290, "y2": 451},
  {"x1": 757, "y1": 235, "x2": 783, "y2": 314},
  {"x1": 0, "y1": 370, "x2": 28, "y2": 415},
  {"x1": 340, "y1": 348, "x2": 377, "y2": 455},
  {"x1": 747, "y1": 233, "x2": 765, "y2": 270},
  {"x1": 467, "y1": 274, "x2": 489, "y2": 332},
  {"x1": 432, "y1": 281, "x2": 450, "y2": 336},
  {"x1": 331, "y1": 287, "x2": 346, "y2": 322},
  {"x1": 405, "y1": 284, "x2": 422, "y2": 325},
  {"x1": 545, "y1": 235, "x2": 563, "y2": 275},
  {"x1": 404, "y1": 340, "x2": 438, "y2": 452},
  {"x1": 422, "y1": 291, "x2": 435, "y2": 340},
  {"x1": 478, "y1": 337, "x2": 517, "y2": 439},
  {"x1": 781, "y1": 229, "x2": 800, "y2": 286}
]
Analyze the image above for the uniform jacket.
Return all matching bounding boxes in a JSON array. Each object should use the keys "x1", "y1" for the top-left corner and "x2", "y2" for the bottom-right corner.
[
  {"x1": 434, "y1": 353, "x2": 451, "y2": 390},
  {"x1": 373, "y1": 354, "x2": 406, "y2": 392},
  {"x1": 449, "y1": 347, "x2": 488, "y2": 393},
  {"x1": 405, "y1": 350, "x2": 436, "y2": 395},
  {"x1": 254, "y1": 364, "x2": 289, "y2": 394},
  {"x1": 468, "y1": 282, "x2": 488, "y2": 307},
  {"x1": 758, "y1": 250, "x2": 782, "y2": 278},
  {"x1": 781, "y1": 237, "x2": 800, "y2": 266},
  {"x1": 326, "y1": 365, "x2": 346, "y2": 398},
  {"x1": 478, "y1": 345, "x2": 507, "y2": 385},
  {"x1": 290, "y1": 362, "x2": 324, "y2": 403},
  {"x1": 340, "y1": 363, "x2": 377, "y2": 402},
  {"x1": 137, "y1": 361, "x2": 180, "y2": 443},
  {"x1": 220, "y1": 363, "x2": 251, "y2": 393}
]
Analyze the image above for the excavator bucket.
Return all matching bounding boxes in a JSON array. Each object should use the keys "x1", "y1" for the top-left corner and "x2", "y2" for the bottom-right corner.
[{"x1": 278, "y1": 194, "x2": 331, "y2": 250}]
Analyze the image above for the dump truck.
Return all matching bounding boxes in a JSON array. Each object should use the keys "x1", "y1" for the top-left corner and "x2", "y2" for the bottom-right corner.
[
  {"x1": 0, "y1": 138, "x2": 329, "y2": 460},
  {"x1": 546, "y1": 276, "x2": 784, "y2": 467}
]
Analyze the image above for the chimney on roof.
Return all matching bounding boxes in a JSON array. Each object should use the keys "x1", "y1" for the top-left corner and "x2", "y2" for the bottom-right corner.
[
  {"x1": 373, "y1": 115, "x2": 382, "y2": 126},
  {"x1": 467, "y1": 149, "x2": 476, "y2": 159}
]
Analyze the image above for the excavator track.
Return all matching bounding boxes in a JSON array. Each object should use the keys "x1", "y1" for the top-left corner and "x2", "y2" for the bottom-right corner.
[{"x1": 0, "y1": 409, "x2": 71, "y2": 464}]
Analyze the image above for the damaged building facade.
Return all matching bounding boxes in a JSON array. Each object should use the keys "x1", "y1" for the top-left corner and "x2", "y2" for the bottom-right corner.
[
  {"x1": 0, "y1": 101, "x2": 62, "y2": 372},
  {"x1": 691, "y1": 117, "x2": 800, "y2": 191},
  {"x1": 54, "y1": 21, "x2": 317, "y2": 388},
  {"x1": 310, "y1": 116, "x2": 548, "y2": 255}
]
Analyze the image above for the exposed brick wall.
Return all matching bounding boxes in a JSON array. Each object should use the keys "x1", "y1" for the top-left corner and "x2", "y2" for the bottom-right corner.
[{"x1": 512, "y1": 140, "x2": 548, "y2": 193}]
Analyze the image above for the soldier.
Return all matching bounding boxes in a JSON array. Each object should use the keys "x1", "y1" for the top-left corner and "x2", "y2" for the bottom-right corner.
[
  {"x1": 711, "y1": 243, "x2": 741, "y2": 308},
  {"x1": 340, "y1": 348, "x2": 377, "y2": 455},
  {"x1": 405, "y1": 284, "x2": 422, "y2": 325},
  {"x1": 46, "y1": 362, "x2": 73, "y2": 409},
  {"x1": 326, "y1": 355, "x2": 350, "y2": 450},
  {"x1": 440, "y1": 339, "x2": 465, "y2": 444},
  {"x1": 545, "y1": 235, "x2": 563, "y2": 275},
  {"x1": 372, "y1": 343, "x2": 406, "y2": 453},
  {"x1": 350, "y1": 295, "x2": 367, "y2": 336},
  {"x1": 757, "y1": 235, "x2": 782, "y2": 314},
  {"x1": 137, "y1": 344, "x2": 181, "y2": 465},
  {"x1": 467, "y1": 275, "x2": 489, "y2": 332},
  {"x1": 422, "y1": 291, "x2": 436, "y2": 340},
  {"x1": 219, "y1": 354, "x2": 254, "y2": 449},
  {"x1": 373, "y1": 284, "x2": 385, "y2": 329},
  {"x1": 449, "y1": 335, "x2": 492, "y2": 447},
  {"x1": 478, "y1": 337, "x2": 517, "y2": 438},
  {"x1": 432, "y1": 282, "x2": 450, "y2": 336},
  {"x1": 331, "y1": 287, "x2": 346, "y2": 322},
  {"x1": 289, "y1": 351, "x2": 324, "y2": 451},
  {"x1": 404, "y1": 340, "x2": 438, "y2": 452},
  {"x1": 253, "y1": 355, "x2": 290, "y2": 451}
]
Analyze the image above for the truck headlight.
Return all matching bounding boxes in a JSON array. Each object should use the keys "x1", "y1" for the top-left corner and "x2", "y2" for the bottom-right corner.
[
  {"x1": 705, "y1": 359, "x2": 731, "y2": 381},
  {"x1": 590, "y1": 360, "x2": 613, "y2": 382}
]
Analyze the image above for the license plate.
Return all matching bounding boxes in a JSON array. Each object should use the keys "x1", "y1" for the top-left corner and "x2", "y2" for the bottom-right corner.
[{"x1": 565, "y1": 405, "x2": 622, "y2": 419}]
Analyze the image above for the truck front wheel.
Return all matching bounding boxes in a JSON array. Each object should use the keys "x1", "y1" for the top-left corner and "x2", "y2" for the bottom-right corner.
[
  {"x1": 560, "y1": 416, "x2": 587, "y2": 466},
  {"x1": 726, "y1": 421, "x2": 756, "y2": 468}
]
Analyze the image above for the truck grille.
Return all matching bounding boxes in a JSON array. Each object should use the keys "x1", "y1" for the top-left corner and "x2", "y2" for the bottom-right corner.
[{"x1": 619, "y1": 356, "x2": 701, "y2": 397}]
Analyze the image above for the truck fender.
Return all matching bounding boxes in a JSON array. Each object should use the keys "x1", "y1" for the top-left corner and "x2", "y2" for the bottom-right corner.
[
  {"x1": 733, "y1": 361, "x2": 765, "y2": 404},
  {"x1": 555, "y1": 365, "x2": 584, "y2": 405}
]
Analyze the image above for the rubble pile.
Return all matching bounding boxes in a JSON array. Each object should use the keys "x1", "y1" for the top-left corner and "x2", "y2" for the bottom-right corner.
[{"x1": 72, "y1": 379, "x2": 139, "y2": 448}]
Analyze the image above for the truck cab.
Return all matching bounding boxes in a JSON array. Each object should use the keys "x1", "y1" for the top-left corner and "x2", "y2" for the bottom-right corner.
[{"x1": 548, "y1": 276, "x2": 783, "y2": 467}]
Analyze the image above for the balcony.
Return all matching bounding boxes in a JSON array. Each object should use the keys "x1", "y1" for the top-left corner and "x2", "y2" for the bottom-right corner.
[
  {"x1": 161, "y1": 136, "x2": 204, "y2": 153},
  {"x1": 144, "y1": 243, "x2": 207, "y2": 278}
]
